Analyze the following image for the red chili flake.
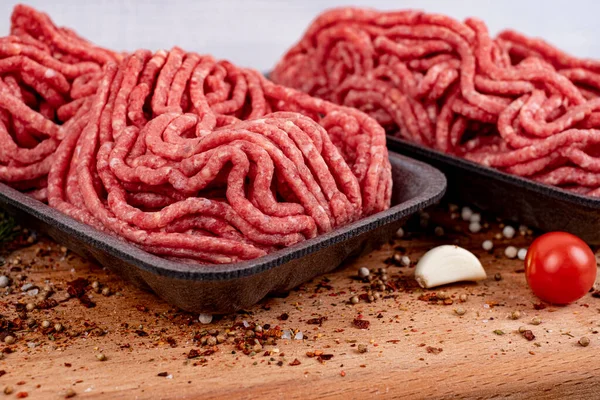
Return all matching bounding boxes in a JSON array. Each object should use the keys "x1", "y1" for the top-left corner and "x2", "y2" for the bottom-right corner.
[
  {"x1": 376, "y1": 313, "x2": 384, "y2": 318},
  {"x1": 289, "y1": 359, "x2": 301, "y2": 366},
  {"x1": 340, "y1": 370, "x2": 346, "y2": 377},
  {"x1": 16, "y1": 381, "x2": 26, "y2": 386},
  {"x1": 334, "y1": 328, "x2": 344, "y2": 333},
  {"x1": 157, "y1": 372, "x2": 168, "y2": 377},
  {"x1": 418, "y1": 293, "x2": 439, "y2": 302},
  {"x1": 66, "y1": 278, "x2": 89, "y2": 297},
  {"x1": 135, "y1": 305, "x2": 149, "y2": 312},
  {"x1": 306, "y1": 351, "x2": 315, "y2": 358},
  {"x1": 187, "y1": 349, "x2": 201, "y2": 359},
  {"x1": 426, "y1": 346, "x2": 443, "y2": 355},
  {"x1": 201, "y1": 349, "x2": 216, "y2": 357},
  {"x1": 16, "y1": 392, "x2": 28, "y2": 399},
  {"x1": 387, "y1": 340, "x2": 401, "y2": 344},
  {"x1": 277, "y1": 313, "x2": 289, "y2": 321},
  {"x1": 306, "y1": 316, "x2": 328, "y2": 326},
  {"x1": 533, "y1": 303, "x2": 547, "y2": 310},
  {"x1": 37, "y1": 299, "x2": 58, "y2": 310},
  {"x1": 64, "y1": 363, "x2": 72, "y2": 367},
  {"x1": 522, "y1": 330, "x2": 536, "y2": 341},
  {"x1": 0, "y1": 370, "x2": 5, "y2": 377},
  {"x1": 353, "y1": 319, "x2": 370, "y2": 329}
]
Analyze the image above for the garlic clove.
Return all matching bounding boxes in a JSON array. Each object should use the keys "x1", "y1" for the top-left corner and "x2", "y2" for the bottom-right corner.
[{"x1": 414, "y1": 245, "x2": 487, "y2": 289}]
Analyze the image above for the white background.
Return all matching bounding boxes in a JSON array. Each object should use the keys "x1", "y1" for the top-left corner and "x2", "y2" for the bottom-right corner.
[{"x1": 1, "y1": 1, "x2": 598, "y2": 71}]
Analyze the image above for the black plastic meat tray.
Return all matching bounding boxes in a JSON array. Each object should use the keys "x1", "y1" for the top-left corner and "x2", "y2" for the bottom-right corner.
[
  {"x1": 387, "y1": 136, "x2": 600, "y2": 244},
  {"x1": 0, "y1": 152, "x2": 446, "y2": 313}
]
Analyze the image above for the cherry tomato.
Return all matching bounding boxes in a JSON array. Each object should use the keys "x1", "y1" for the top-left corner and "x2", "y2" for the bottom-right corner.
[{"x1": 525, "y1": 232, "x2": 597, "y2": 305}]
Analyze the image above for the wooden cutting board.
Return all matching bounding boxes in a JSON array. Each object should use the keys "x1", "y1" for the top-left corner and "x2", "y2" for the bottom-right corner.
[{"x1": 0, "y1": 206, "x2": 599, "y2": 400}]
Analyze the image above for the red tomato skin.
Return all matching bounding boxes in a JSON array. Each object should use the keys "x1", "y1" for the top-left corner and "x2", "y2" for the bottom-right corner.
[{"x1": 525, "y1": 232, "x2": 597, "y2": 305}]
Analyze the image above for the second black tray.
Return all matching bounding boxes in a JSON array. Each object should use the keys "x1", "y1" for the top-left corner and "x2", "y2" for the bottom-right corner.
[{"x1": 387, "y1": 136, "x2": 600, "y2": 244}]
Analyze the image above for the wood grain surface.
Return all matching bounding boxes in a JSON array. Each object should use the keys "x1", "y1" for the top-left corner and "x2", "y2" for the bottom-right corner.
[{"x1": 0, "y1": 205, "x2": 599, "y2": 400}]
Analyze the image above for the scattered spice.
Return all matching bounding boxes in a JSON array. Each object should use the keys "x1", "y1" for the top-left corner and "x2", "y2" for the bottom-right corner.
[
  {"x1": 494, "y1": 273, "x2": 502, "y2": 281},
  {"x1": 530, "y1": 317, "x2": 542, "y2": 326},
  {"x1": 459, "y1": 294, "x2": 468, "y2": 302},
  {"x1": 533, "y1": 303, "x2": 547, "y2": 310},
  {"x1": 96, "y1": 353, "x2": 107, "y2": 361},
  {"x1": 493, "y1": 330, "x2": 505, "y2": 336},
  {"x1": 510, "y1": 311, "x2": 521, "y2": 320},
  {"x1": 353, "y1": 319, "x2": 370, "y2": 329},
  {"x1": 64, "y1": 388, "x2": 76, "y2": 398},
  {"x1": 579, "y1": 337, "x2": 591, "y2": 347},
  {"x1": 317, "y1": 354, "x2": 334, "y2": 363},
  {"x1": 306, "y1": 316, "x2": 327, "y2": 326},
  {"x1": 289, "y1": 359, "x2": 301, "y2": 366},
  {"x1": 16, "y1": 392, "x2": 28, "y2": 399},
  {"x1": 522, "y1": 330, "x2": 536, "y2": 341},
  {"x1": 426, "y1": 346, "x2": 443, "y2": 355},
  {"x1": 157, "y1": 372, "x2": 169, "y2": 377},
  {"x1": 454, "y1": 307, "x2": 466, "y2": 316},
  {"x1": 357, "y1": 344, "x2": 368, "y2": 354},
  {"x1": 4, "y1": 386, "x2": 13, "y2": 395},
  {"x1": 277, "y1": 313, "x2": 289, "y2": 321}
]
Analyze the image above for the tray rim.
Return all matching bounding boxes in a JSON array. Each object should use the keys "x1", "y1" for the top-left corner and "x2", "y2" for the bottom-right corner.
[
  {"x1": 0, "y1": 152, "x2": 446, "y2": 281},
  {"x1": 387, "y1": 136, "x2": 600, "y2": 208}
]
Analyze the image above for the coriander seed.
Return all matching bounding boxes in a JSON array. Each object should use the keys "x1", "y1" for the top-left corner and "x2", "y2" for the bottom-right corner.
[
  {"x1": 531, "y1": 316, "x2": 542, "y2": 326},
  {"x1": 510, "y1": 311, "x2": 521, "y2": 320},
  {"x1": 96, "y1": 353, "x2": 107, "y2": 361},
  {"x1": 41, "y1": 320, "x2": 51, "y2": 329},
  {"x1": 579, "y1": 337, "x2": 590, "y2": 347},
  {"x1": 54, "y1": 323, "x2": 63, "y2": 332},
  {"x1": 454, "y1": 307, "x2": 466, "y2": 316},
  {"x1": 518, "y1": 326, "x2": 527, "y2": 333},
  {"x1": 350, "y1": 296, "x2": 359, "y2": 304},
  {"x1": 4, "y1": 335, "x2": 15, "y2": 345},
  {"x1": 101, "y1": 287, "x2": 111, "y2": 296},
  {"x1": 459, "y1": 294, "x2": 468, "y2": 302},
  {"x1": 357, "y1": 344, "x2": 368, "y2": 353},
  {"x1": 25, "y1": 302, "x2": 35, "y2": 311}
]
